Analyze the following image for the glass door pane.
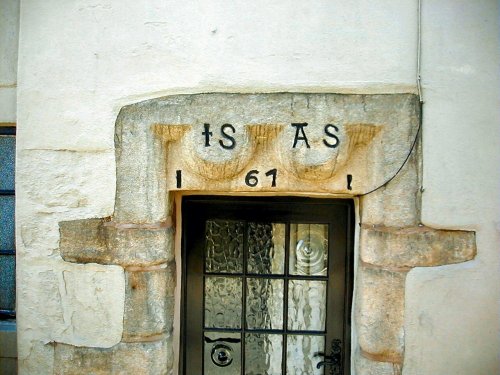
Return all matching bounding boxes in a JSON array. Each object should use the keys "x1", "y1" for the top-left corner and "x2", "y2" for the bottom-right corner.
[{"x1": 183, "y1": 197, "x2": 352, "y2": 375}]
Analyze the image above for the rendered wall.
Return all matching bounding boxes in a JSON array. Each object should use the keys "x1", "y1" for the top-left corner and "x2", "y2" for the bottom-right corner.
[
  {"x1": 0, "y1": 0, "x2": 18, "y2": 124},
  {"x1": 404, "y1": 1, "x2": 500, "y2": 374},
  {"x1": 15, "y1": 0, "x2": 499, "y2": 374}
]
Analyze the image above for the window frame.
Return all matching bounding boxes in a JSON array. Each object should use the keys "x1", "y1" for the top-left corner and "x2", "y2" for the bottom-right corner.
[{"x1": 0, "y1": 126, "x2": 16, "y2": 319}]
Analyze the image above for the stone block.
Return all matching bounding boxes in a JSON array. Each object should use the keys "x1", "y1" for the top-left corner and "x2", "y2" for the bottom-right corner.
[
  {"x1": 355, "y1": 264, "x2": 407, "y2": 363},
  {"x1": 122, "y1": 264, "x2": 175, "y2": 340},
  {"x1": 54, "y1": 338, "x2": 172, "y2": 375},
  {"x1": 114, "y1": 114, "x2": 169, "y2": 223},
  {"x1": 16, "y1": 261, "x2": 124, "y2": 349},
  {"x1": 18, "y1": 339, "x2": 54, "y2": 375},
  {"x1": 59, "y1": 218, "x2": 108, "y2": 263},
  {"x1": 360, "y1": 142, "x2": 421, "y2": 227},
  {"x1": 16, "y1": 150, "x2": 115, "y2": 217},
  {"x1": 354, "y1": 349, "x2": 402, "y2": 375},
  {"x1": 59, "y1": 219, "x2": 174, "y2": 266},
  {"x1": 105, "y1": 224, "x2": 174, "y2": 266},
  {"x1": 360, "y1": 225, "x2": 476, "y2": 268}
]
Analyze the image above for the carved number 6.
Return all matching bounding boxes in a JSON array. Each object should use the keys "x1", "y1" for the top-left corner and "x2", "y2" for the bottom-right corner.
[{"x1": 244, "y1": 169, "x2": 277, "y2": 187}]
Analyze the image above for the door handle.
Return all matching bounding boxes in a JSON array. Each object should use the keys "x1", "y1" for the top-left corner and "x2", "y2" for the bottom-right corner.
[{"x1": 314, "y1": 339, "x2": 342, "y2": 374}]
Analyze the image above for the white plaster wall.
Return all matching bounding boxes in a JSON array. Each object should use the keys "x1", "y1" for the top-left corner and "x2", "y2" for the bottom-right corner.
[
  {"x1": 15, "y1": 0, "x2": 499, "y2": 374},
  {"x1": 0, "y1": 0, "x2": 19, "y2": 123},
  {"x1": 404, "y1": 1, "x2": 500, "y2": 374}
]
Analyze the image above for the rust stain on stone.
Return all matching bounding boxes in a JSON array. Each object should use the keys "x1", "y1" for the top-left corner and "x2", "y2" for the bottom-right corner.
[
  {"x1": 346, "y1": 123, "x2": 383, "y2": 147},
  {"x1": 360, "y1": 347, "x2": 404, "y2": 365},
  {"x1": 151, "y1": 124, "x2": 191, "y2": 142},
  {"x1": 245, "y1": 123, "x2": 285, "y2": 146}
]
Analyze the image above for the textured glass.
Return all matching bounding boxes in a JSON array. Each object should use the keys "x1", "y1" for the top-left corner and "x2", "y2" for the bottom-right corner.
[
  {"x1": 0, "y1": 196, "x2": 15, "y2": 250},
  {"x1": 204, "y1": 276, "x2": 242, "y2": 328},
  {"x1": 205, "y1": 220, "x2": 244, "y2": 273},
  {"x1": 0, "y1": 255, "x2": 15, "y2": 311},
  {"x1": 247, "y1": 222, "x2": 285, "y2": 274},
  {"x1": 289, "y1": 224, "x2": 328, "y2": 276},
  {"x1": 204, "y1": 331, "x2": 241, "y2": 375},
  {"x1": 245, "y1": 333, "x2": 282, "y2": 375},
  {"x1": 0, "y1": 136, "x2": 15, "y2": 191},
  {"x1": 288, "y1": 280, "x2": 327, "y2": 331},
  {"x1": 246, "y1": 278, "x2": 284, "y2": 330},
  {"x1": 286, "y1": 335, "x2": 325, "y2": 374}
]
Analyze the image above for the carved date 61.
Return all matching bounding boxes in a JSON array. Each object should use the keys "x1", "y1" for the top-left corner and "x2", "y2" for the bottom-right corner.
[{"x1": 245, "y1": 169, "x2": 277, "y2": 187}]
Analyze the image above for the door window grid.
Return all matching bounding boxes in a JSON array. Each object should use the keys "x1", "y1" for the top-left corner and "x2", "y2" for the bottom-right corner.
[
  {"x1": 0, "y1": 126, "x2": 16, "y2": 319},
  {"x1": 202, "y1": 220, "x2": 330, "y2": 374}
]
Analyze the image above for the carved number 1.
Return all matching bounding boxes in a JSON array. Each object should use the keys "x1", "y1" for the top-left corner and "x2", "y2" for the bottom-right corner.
[
  {"x1": 265, "y1": 168, "x2": 277, "y2": 187},
  {"x1": 245, "y1": 168, "x2": 278, "y2": 187}
]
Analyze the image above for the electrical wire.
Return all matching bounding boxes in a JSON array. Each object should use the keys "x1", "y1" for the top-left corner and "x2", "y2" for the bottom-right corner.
[{"x1": 358, "y1": 0, "x2": 423, "y2": 196}]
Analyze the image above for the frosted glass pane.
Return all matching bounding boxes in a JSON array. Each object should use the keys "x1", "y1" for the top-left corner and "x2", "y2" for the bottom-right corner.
[
  {"x1": 289, "y1": 224, "x2": 328, "y2": 276},
  {"x1": 286, "y1": 335, "x2": 325, "y2": 374},
  {"x1": 288, "y1": 280, "x2": 327, "y2": 331},
  {"x1": 247, "y1": 222, "x2": 285, "y2": 274},
  {"x1": 0, "y1": 196, "x2": 15, "y2": 250},
  {"x1": 204, "y1": 331, "x2": 241, "y2": 375},
  {"x1": 246, "y1": 278, "x2": 284, "y2": 330},
  {"x1": 205, "y1": 220, "x2": 244, "y2": 273},
  {"x1": 0, "y1": 255, "x2": 15, "y2": 311},
  {"x1": 245, "y1": 333, "x2": 282, "y2": 375},
  {"x1": 204, "y1": 276, "x2": 242, "y2": 328},
  {"x1": 0, "y1": 136, "x2": 15, "y2": 191}
]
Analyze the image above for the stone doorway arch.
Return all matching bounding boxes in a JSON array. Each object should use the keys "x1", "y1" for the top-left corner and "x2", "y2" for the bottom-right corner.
[{"x1": 56, "y1": 93, "x2": 475, "y2": 374}]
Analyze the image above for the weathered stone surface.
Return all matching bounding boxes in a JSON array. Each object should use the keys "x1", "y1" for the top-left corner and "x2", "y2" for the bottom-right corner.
[
  {"x1": 114, "y1": 110, "x2": 169, "y2": 223},
  {"x1": 54, "y1": 338, "x2": 171, "y2": 375},
  {"x1": 355, "y1": 264, "x2": 407, "y2": 363},
  {"x1": 114, "y1": 94, "x2": 420, "y2": 212},
  {"x1": 360, "y1": 225, "x2": 476, "y2": 268},
  {"x1": 122, "y1": 264, "x2": 175, "y2": 340},
  {"x1": 16, "y1": 260, "x2": 124, "y2": 349},
  {"x1": 18, "y1": 340, "x2": 54, "y2": 375},
  {"x1": 59, "y1": 218, "x2": 107, "y2": 262},
  {"x1": 59, "y1": 219, "x2": 174, "y2": 266},
  {"x1": 15, "y1": 150, "x2": 115, "y2": 261},
  {"x1": 354, "y1": 349, "x2": 402, "y2": 375},
  {"x1": 360, "y1": 140, "x2": 421, "y2": 227}
]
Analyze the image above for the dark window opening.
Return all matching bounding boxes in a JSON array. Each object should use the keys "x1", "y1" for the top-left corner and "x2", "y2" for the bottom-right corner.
[{"x1": 0, "y1": 126, "x2": 16, "y2": 319}]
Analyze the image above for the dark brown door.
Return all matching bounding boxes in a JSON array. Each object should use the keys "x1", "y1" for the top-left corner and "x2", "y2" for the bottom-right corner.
[{"x1": 181, "y1": 196, "x2": 354, "y2": 374}]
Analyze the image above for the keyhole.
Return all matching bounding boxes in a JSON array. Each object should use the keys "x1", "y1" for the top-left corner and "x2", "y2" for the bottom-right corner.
[
  {"x1": 218, "y1": 351, "x2": 228, "y2": 362},
  {"x1": 211, "y1": 344, "x2": 233, "y2": 367}
]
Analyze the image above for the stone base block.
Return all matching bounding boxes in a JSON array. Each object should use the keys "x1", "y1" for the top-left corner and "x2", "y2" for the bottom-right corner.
[{"x1": 54, "y1": 338, "x2": 171, "y2": 375}]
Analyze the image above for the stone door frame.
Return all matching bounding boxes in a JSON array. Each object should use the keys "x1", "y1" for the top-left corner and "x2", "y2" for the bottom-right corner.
[{"x1": 57, "y1": 93, "x2": 476, "y2": 375}]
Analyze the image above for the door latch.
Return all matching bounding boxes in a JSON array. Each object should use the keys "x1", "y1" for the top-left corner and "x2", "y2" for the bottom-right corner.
[{"x1": 315, "y1": 339, "x2": 342, "y2": 375}]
